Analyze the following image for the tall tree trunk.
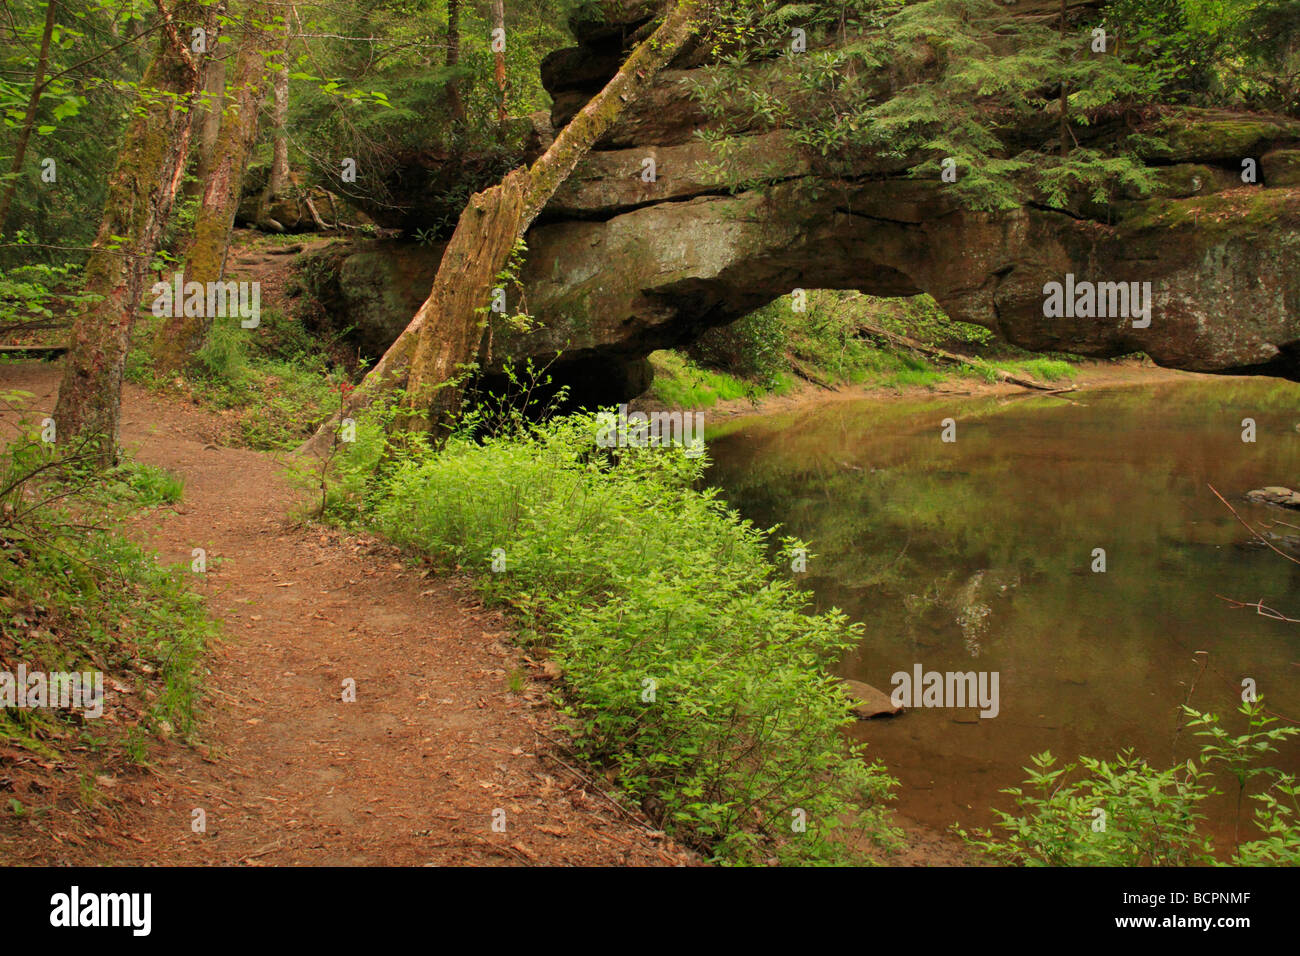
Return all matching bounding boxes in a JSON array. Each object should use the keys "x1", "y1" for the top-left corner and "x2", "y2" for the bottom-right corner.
[
  {"x1": 154, "y1": 0, "x2": 279, "y2": 373},
  {"x1": 187, "y1": 50, "x2": 229, "y2": 203},
  {"x1": 298, "y1": 0, "x2": 697, "y2": 458},
  {"x1": 0, "y1": 0, "x2": 58, "y2": 234},
  {"x1": 259, "y1": 1, "x2": 293, "y2": 218},
  {"x1": 52, "y1": 1, "x2": 205, "y2": 465},
  {"x1": 445, "y1": 0, "x2": 465, "y2": 122},
  {"x1": 492, "y1": 0, "x2": 507, "y2": 124}
]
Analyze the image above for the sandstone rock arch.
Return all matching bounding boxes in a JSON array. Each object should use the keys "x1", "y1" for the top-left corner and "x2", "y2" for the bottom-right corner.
[{"x1": 298, "y1": 0, "x2": 1300, "y2": 397}]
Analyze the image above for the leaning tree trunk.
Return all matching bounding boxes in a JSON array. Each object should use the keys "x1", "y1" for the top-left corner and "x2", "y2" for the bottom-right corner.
[
  {"x1": 154, "y1": 0, "x2": 278, "y2": 373},
  {"x1": 52, "y1": 2, "x2": 206, "y2": 465},
  {"x1": 296, "y1": 0, "x2": 698, "y2": 459}
]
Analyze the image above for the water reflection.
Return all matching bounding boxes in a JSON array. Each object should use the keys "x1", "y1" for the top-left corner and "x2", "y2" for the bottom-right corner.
[{"x1": 705, "y1": 379, "x2": 1300, "y2": 838}]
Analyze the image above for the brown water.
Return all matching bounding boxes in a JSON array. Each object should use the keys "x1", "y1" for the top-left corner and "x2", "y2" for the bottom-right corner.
[{"x1": 705, "y1": 377, "x2": 1300, "y2": 842}]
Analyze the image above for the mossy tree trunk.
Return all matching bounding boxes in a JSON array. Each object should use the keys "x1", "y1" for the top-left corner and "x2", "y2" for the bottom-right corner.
[
  {"x1": 154, "y1": 0, "x2": 279, "y2": 374},
  {"x1": 185, "y1": 17, "x2": 230, "y2": 206},
  {"x1": 52, "y1": 1, "x2": 206, "y2": 466},
  {"x1": 297, "y1": 0, "x2": 698, "y2": 458}
]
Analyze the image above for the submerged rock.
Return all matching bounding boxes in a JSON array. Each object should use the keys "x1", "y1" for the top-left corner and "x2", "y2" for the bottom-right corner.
[
  {"x1": 842, "y1": 678, "x2": 902, "y2": 719},
  {"x1": 1246, "y1": 487, "x2": 1300, "y2": 509}
]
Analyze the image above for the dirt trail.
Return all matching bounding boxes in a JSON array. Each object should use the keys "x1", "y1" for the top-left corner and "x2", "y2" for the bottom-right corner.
[{"x1": 1, "y1": 362, "x2": 686, "y2": 866}]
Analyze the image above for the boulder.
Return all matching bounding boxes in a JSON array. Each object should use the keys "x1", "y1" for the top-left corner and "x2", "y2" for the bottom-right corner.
[
  {"x1": 1263, "y1": 149, "x2": 1300, "y2": 187},
  {"x1": 842, "y1": 679, "x2": 902, "y2": 719},
  {"x1": 1246, "y1": 487, "x2": 1300, "y2": 509},
  {"x1": 292, "y1": 8, "x2": 1300, "y2": 390}
]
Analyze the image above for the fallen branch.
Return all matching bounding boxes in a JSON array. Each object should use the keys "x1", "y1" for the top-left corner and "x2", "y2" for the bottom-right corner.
[
  {"x1": 786, "y1": 354, "x2": 838, "y2": 390},
  {"x1": 1215, "y1": 595, "x2": 1300, "y2": 623},
  {"x1": 1208, "y1": 483, "x2": 1300, "y2": 566}
]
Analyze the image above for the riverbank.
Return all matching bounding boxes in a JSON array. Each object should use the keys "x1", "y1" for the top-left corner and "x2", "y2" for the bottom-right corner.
[{"x1": 634, "y1": 357, "x2": 1208, "y2": 424}]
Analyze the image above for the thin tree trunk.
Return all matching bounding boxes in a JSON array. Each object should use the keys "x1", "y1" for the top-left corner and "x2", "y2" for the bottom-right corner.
[
  {"x1": 259, "y1": 2, "x2": 292, "y2": 215},
  {"x1": 186, "y1": 40, "x2": 229, "y2": 203},
  {"x1": 154, "y1": 0, "x2": 279, "y2": 373},
  {"x1": 0, "y1": 0, "x2": 58, "y2": 233},
  {"x1": 445, "y1": 0, "x2": 465, "y2": 122},
  {"x1": 52, "y1": 1, "x2": 205, "y2": 465},
  {"x1": 492, "y1": 0, "x2": 507, "y2": 124},
  {"x1": 298, "y1": 0, "x2": 698, "y2": 458}
]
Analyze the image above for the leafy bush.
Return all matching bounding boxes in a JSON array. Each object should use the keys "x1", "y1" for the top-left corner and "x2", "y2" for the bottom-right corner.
[
  {"x1": 689, "y1": 306, "x2": 791, "y2": 388},
  {"x1": 345, "y1": 412, "x2": 898, "y2": 864},
  {"x1": 960, "y1": 700, "x2": 1300, "y2": 866},
  {"x1": 0, "y1": 256, "x2": 88, "y2": 341}
]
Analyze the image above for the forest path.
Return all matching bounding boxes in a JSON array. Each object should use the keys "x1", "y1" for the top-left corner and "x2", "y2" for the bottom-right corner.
[{"x1": 1, "y1": 362, "x2": 684, "y2": 866}]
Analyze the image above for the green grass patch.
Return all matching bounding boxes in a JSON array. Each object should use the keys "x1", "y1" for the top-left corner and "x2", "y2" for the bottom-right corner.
[
  {"x1": 647, "y1": 350, "x2": 760, "y2": 407},
  {"x1": 1004, "y1": 358, "x2": 1077, "y2": 383},
  {"x1": 128, "y1": 309, "x2": 345, "y2": 451},
  {"x1": 0, "y1": 431, "x2": 214, "y2": 761}
]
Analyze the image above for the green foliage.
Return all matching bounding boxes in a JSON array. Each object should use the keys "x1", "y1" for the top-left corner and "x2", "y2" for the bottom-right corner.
[
  {"x1": 289, "y1": 0, "x2": 573, "y2": 233},
  {"x1": 128, "y1": 309, "x2": 347, "y2": 451},
  {"x1": 113, "y1": 461, "x2": 184, "y2": 505},
  {"x1": 0, "y1": 0, "x2": 168, "y2": 260},
  {"x1": 688, "y1": 305, "x2": 790, "y2": 388},
  {"x1": 960, "y1": 699, "x2": 1300, "y2": 866},
  {"x1": 0, "y1": 248, "x2": 89, "y2": 340},
  {"x1": 684, "y1": 290, "x2": 1076, "y2": 397},
  {"x1": 0, "y1": 422, "x2": 213, "y2": 757},
  {"x1": 1106, "y1": 0, "x2": 1300, "y2": 109},
  {"x1": 693, "y1": 0, "x2": 1173, "y2": 211},
  {"x1": 648, "y1": 350, "x2": 764, "y2": 407},
  {"x1": 332, "y1": 411, "x2": 899, "y2": 864}
]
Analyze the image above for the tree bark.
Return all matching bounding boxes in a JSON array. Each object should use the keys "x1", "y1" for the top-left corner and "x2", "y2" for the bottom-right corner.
[
  {"x1": 297, "y1": 0, "x2": 698, "y2": 458},
  {"x1": 445, "y1": 0, "x2": 465, "y2": 122},
  {"x1": 52, "y1": 1, "x2": 205, "y2": 465},
  {"x1": 0, "y1": 0, "x2": 58, "y2": 234},
  {"x1": 153, "y1": 0, "x2": 278, "y2": 373},
  {"x1": 492, "y1": 0, "x2": 507, "y2": 124},
  {"x1": 186, "y1": 36, "x2": 229, "y2": 204},
  {"x1": 259, "y1": 2, "x2": 292, "y2": 217}
]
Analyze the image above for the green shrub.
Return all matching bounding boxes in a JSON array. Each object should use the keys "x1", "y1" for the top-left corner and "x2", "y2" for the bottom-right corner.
[
  {"x1": 689, "y1": 305, "x2": 791, "y2": 388},
  {"x1": 350, "y1": 412, "x2": 898, "y2": 864},
  {"x1": 129, "y1": 311, "x2": 345, "y2": 451},
  {"x1": 112, "y1": 461, "x2": 184, "y2": 506},
  {"x1": 960, "y1": 700, "x2": 1300, "y2": 866}
]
